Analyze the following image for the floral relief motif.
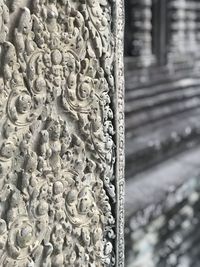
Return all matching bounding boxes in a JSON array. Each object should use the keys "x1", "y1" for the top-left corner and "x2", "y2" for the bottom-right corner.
[{"x1": 0, "y1": 0, "x2": 120, "y2": 266}]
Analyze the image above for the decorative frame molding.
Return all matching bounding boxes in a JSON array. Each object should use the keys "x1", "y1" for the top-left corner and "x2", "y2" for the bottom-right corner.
[{"x1": 114, "y1": 0, "x2": 125, "y2": 266}]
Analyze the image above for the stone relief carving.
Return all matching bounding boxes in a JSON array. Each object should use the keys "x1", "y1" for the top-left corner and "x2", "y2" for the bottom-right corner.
[{"x1": 0, "y1": 0, "x2": 124, "y2": 266}]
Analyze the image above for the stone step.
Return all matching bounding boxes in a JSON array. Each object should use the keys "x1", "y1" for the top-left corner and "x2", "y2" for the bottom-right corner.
[
  {"x1": 125, "y1": 146, "x2": 200, "y2": 220},
  {"x1": 126, "y1": 83, "x2": 200, "y2": 114},
  {"x1": 125, "y1": 64, "x2": 198, "y2": 90},
  {"x1": 126, "y1": 96, "x2": 200, "y2": 131},
  {"x1": 126, "y1": 107, "x2": 200, "y2": 139},
  {"x1": 124, "y1": 59, "x2": 200, "y2": 177},
  {"x1": 125, "y1": 108, "x2": 200, "y2": 178},
  {"x1": 125, "y1": 78, "x2": 200, "y2": 102}
]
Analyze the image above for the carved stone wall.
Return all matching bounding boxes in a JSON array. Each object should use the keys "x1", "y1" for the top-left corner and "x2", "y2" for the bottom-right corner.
[{"x1": 0, "y1": 0, "x2": 124, "y2": 266}]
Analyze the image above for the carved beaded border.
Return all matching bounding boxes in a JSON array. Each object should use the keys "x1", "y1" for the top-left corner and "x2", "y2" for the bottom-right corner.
[{"x1": 113, "y1": 0, "x2": 125, "y2": 266}]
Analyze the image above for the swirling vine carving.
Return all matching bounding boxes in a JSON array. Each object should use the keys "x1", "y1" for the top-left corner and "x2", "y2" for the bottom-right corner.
[{"x1": 0, "y1": 0, "x2": 122, "y2": 266}]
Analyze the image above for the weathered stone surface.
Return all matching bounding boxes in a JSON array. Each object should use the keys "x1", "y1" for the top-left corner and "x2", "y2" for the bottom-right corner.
[{"x1": 0, "y1": 0, "x2": 124, "y2": 266}]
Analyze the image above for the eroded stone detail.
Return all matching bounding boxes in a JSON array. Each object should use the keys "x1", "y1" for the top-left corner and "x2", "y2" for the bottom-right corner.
[{"x1": 0, "y1": 0, "x2": 124, "y2": 266}]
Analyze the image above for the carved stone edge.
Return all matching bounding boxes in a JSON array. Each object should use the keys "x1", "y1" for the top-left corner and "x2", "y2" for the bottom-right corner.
[{"x1": 113, "y1": 0, "x2": 125, "y2": 266}]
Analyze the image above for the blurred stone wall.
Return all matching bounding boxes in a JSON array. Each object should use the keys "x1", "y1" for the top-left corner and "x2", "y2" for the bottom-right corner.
[{"x1": 125, "y1": 0, "x2": 200, "y2": 266}]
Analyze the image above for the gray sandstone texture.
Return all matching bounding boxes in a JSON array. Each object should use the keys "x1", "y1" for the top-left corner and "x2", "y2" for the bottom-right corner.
[{"x1": 0, "y1": 0, "x2": 124, "y2": 266}]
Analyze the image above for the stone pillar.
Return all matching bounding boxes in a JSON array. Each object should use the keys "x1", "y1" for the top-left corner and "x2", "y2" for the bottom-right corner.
[
  {"x1": 185, "y1": 1, "x2": 198, "y2": 56},
  {"x1": 130, "y1": 0, "x2": 155, "y2": 67},
  {"x1": 0, "y1": 0, "x2": 124, "y2": 266},
  {"x1": 195, "y1": 0, "x2": 200, "y2": 58},
  {"x1": 168, "y1": 0, "x2": 187, "y2": 62}
]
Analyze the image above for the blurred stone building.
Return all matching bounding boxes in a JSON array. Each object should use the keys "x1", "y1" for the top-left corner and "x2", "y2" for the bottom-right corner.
[{"x1": 124, "y1": 1, "x2": 200, "y2": 266}]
